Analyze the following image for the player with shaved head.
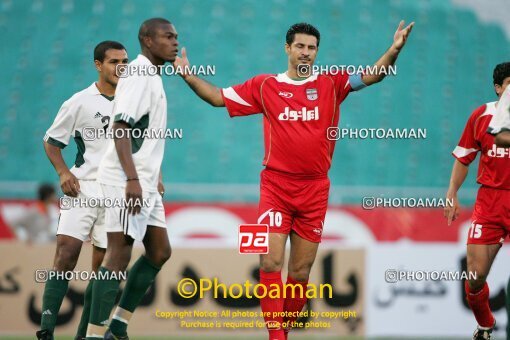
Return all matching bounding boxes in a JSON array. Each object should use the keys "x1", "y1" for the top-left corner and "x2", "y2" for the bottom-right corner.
[{"x1": 85, "y1": 18, "x2": 178, "y2": 339}]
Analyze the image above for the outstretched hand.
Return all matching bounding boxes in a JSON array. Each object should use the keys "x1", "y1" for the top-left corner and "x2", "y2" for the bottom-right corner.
[
  {"x1": 173, "y1": 47, "x2": 191, "y2": 78},
  {"x1": 393, "y1": 20, "x2": 414, "y2": 51}
]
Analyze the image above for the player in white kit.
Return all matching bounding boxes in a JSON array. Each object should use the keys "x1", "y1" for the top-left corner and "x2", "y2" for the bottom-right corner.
[
  {"x1": 86, "y1": 18, "x2": 178, "y2": 339},
  {"x1": 37, "y1": 41, "x2": 128, "y2": 340}
]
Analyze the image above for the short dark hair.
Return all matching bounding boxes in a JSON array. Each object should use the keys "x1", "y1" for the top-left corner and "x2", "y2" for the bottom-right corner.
[
  {"x1": 138, "y1": 18, "x2": 172, "y2": 46},
  {"x1": 493, "y1": 62, "x2": 510, "y2": 85},
  {"x1": 286, "y1": 23, "x2": 320, "y2": 47},
  {"x1": 93, "y1": 40, "x2": 126, "y2": 62},
  {"x1": 37, "y1": 183, "x2": 55, "y2": 201}
]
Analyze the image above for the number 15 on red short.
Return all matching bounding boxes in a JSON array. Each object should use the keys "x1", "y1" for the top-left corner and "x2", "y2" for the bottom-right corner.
[{"x1": 238, "y1": 224, "x2": 269, "y2": 254}]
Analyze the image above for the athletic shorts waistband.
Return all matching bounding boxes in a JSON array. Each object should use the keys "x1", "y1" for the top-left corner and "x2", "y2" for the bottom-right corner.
[{"x1": 263, "y1": 167, "x2": 328, "y2": 180}]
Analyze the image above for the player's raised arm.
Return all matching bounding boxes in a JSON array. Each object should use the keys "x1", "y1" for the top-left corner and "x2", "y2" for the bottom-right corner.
[
  {"x1": 174, "y1": 47, "x2": 225, "y2": 107},
  {"x1": 495, "y1": 131, "x2": 510, "y2": 147},
  {"x1": 361, "y1": 20, "x2": 414, "y2": 86}
]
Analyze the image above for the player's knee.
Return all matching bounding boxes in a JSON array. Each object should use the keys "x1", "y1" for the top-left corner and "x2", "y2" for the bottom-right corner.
[
  {"x1": 260, "y1": 257, "x2": 284, "y2": 272},
  {"x1": 104, "y1": 247, "x2": 132, "y2": 272},
  {"x1": 288, "y1": 265, "x2": 312, "y2": 282},
  {"x1": 156, "y1": 247, "x2": 172, "y2": 266},
  {"x1": 147, "y1": 247, "x2": 171, "y2": 267},
  {"x1": 288, "y1": 270, "x2": 311, "y2": 282},
  {"x1": 54, "y1": 245, "x2": 80, "y2": 271},
  {"x1": 467, "y1": 275, "x2": 487, "y2": 291}
]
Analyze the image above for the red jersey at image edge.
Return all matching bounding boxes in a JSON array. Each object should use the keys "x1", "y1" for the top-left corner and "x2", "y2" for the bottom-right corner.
[{"x1": 453, "y1": 101, "x2": 510, "y2": 189}]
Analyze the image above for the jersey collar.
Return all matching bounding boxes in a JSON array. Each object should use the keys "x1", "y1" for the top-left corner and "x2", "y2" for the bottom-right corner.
[
  {"x1": 276, "y1": 71, "x2": 318, "y2": 85},
  {"x1": 90, "y1": 82, "x2": 114, "y2": 101},
  {"x1": 89, "y1": 82, "x2": 102, "y2": 95},
  {"x1": 136, "y1": 54, "x2": 153, "y2": 65}
]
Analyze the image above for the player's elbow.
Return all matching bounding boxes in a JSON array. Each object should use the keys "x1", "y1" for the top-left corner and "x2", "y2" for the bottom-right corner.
[
  {"x1": 495, "y1": 131, "x2": 510, "y2": 148},
  {"x1": 43, "y1": 140, "x2": 58, "y2": 155},
  {"x1": 209, "y1": 89, "x2": 225, "y2": 107},
  {"x1": 362, "y1": 74, "x2": 383, "y2": 87},
  {"x1": 210, "y1": 98, "x2": 224, "y2": 107},
  {"x1": 43, "y1": 140, "x2": 51, "y2": 157}
]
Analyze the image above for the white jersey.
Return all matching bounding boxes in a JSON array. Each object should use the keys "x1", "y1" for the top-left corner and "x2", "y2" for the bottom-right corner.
[
  {"x1": 43, "y1": 83, "x2": 114, "y2": 180},
  {"x1": 97, "y1": 54, "x2": 167, "y2": 192},
  {"x1": 488, "y1": 85, "x2": 510, "y2": 135}
]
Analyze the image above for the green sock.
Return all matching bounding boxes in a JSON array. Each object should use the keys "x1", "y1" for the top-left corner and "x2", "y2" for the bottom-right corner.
[
  {"x1": 86, "y1": 267, "x2": 120, "y2": 339},
  {"x1": 40, "y1": 275, "x2": 69, "y2": 332},
  {"x1": 109, "y1": 256, "x2": 160, "y2": 336},
  {"x1": 76, "y1": 279, "x2": 94, "y2": 337}
]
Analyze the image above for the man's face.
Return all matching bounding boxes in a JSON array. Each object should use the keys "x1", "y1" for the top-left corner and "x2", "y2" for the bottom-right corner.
[
  {"x1": 95, "y1": 49, "x2": 128, "y2": 86},
  {"x1": 148, "y1": 23, "x2": 179, "y2": 62},
  {"x1": 285, "y1": 33, "x2": 318, "y2": 71},
  {"x1": 495, "y1": 76, "x2": 510, "y2": 97}
]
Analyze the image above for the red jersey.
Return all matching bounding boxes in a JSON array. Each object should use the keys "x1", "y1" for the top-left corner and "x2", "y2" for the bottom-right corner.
[
  {"x1": 453, "y1": 102, "x2": 510, "y2": 189},
  {"x1": 220, "y1": 72, "x2": 360, "y2": 176}
]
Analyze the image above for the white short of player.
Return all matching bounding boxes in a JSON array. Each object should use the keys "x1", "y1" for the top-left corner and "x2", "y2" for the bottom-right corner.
[
  {"x1": 57, "y1": 180, "x2": 107, "y2": 248},
  {"x1": 100, "y1": 184, "x2": 167, "y2": 242}
]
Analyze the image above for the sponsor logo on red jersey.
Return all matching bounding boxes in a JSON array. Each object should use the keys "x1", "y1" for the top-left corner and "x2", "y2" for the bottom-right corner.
[
  {"x1": 487, "y1": 144, "x2": 510, "y2": 158},
  {"x1": 278, "y1": 91, "x2": 293, "y2": 98},
  {"x1": 278, "y1": 107, "x2": 319, "y2": 121}
]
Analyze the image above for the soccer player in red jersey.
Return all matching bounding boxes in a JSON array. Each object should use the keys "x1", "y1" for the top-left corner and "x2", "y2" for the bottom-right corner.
[
  {"x1": 445, "y1": 62, "x2": 510, "y2": 340},
  {"x1": 489, "y1": 68, "x2": 510, "y2": 340},
  {"x1": 175, "y1": 21, "x2": 413, "y2": 339}
]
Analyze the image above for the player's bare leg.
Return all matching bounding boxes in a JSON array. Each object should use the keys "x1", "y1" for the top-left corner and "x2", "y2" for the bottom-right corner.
[
  {"x1": 260, "y1": 233, "x2": 288, "y2": 272},
  {"x1": 75, "y1": 245, "x2": 105, "y2": 340},
  {"x1": 466, "y1": 243, "x2": 500, "y2": 339},
  {"x1": 53, "y1": 235, "x2": 84, "y2": 271},
  {"x1": 91, "y1": 245, "x2": 106, "y2": 272},
  {"x1": 107, "y1": 226, "x2": 171, "y2": 338},
  {"x1": 86, "y1": 232, "x2": 133, "y2": 339},
  {"x1": 259, "y1": 232, "x2": 288, "y2": 340},
  {"x1": 283, "y1": 232, "x2": 319, "y2": 339},
  {"x1": 37, "y1": 235, "x2": 83, "y2": 340}
]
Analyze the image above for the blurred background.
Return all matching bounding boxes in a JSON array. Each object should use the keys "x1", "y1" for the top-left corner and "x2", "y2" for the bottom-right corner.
[{"x1": 1, "y1": 0, "x2": 510, "y2": 338}]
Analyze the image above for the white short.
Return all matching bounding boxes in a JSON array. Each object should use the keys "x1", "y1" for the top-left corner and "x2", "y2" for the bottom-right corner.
[
  {"x1": 57, "y1": 180, "x2": 107, "y2": 248},
  {"x1": 100, "y1": 183, "x2": 167, "y2": 242}
]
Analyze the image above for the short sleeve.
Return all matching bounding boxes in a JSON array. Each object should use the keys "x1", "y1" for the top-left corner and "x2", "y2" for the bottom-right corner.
[
  {"x1": 325, "y1": 71, "x2": 366, "y2": 104},
  {"x1": 43, "y1": 99, "x2": 78, "y2": 148},
  {"x1": 488, "y1": 86, "x2": 510, "y2": 135},
  {"x1": 113, "y1": 74, "x2": 150, "y2": 127},
  {"x1": 452, "y1": 107, "x2": 484, "y2": 165},
  {"x1": 221, "y1": 75, "x2": 268, "y2": 117}
]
